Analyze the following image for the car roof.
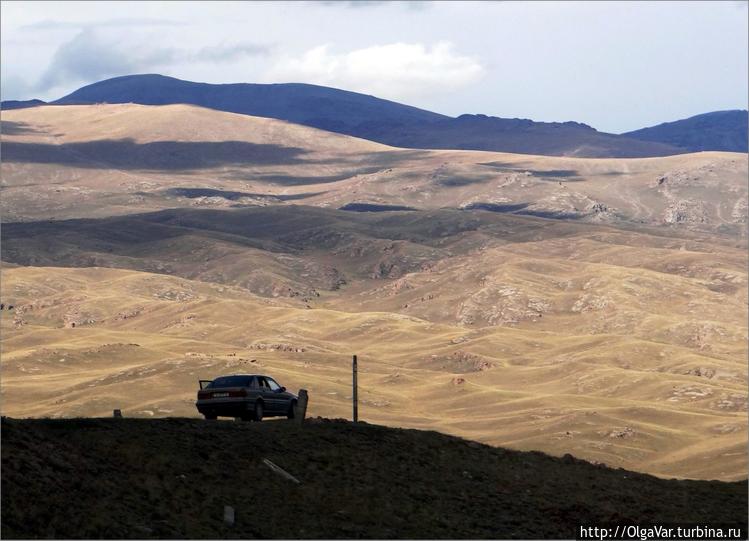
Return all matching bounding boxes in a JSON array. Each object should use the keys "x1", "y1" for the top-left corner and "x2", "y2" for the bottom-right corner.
[{"x1": 214, "y1": 374, "x2": 269, "y2": 378}]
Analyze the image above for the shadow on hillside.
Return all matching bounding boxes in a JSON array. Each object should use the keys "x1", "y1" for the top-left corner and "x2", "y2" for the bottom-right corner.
[
  {"x1": 437, "y1": 173, "x2": 494, "y2": 187},
  {"x1": 1, "y1": 139, "x2": 310, "y2": 169},
  {"x1": 254, "y1": 168, "x2": 382, "y2": 186},
  {"x1": 460, "y1": 202, "x2": 588, "y2": 220},
  {"x1": 1, "y1": 121, "x2": 45, "y2": 136},
  {"x1": 225, "y1": 150, "x2": 432, "y2": 186},
  {"x1": 166, "y1": 187, "x2": 325, "y2": 201},
  {"x1": 462, "y1": 202, "x2": 530, "y2": 213},
  {"x1": 339, "y1": 203, "x2": 417, "y2": 212},
  {"x1": 1, "y1": 205, "x2": 590, "y2": 272},
  {"x1": 479, "y1": 161, "x2": 583, "y2": 180}
]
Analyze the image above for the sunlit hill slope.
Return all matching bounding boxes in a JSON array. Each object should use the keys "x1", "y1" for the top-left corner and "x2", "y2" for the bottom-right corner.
[{"x1": 1, "y1": 104, "x2": 747, "y2": 481}]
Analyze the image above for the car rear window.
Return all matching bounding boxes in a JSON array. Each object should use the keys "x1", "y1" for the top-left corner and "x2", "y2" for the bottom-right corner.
[{"x1": 208, "y1": 376, "x2": 254, "y2": 389}]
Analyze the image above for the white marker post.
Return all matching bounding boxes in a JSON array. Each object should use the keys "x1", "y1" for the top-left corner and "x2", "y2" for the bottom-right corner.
[
  {"x1": 295, "y1": 389, "x2": 309, "y2": 425},
  {"x1": 223, "y1": 506, "x2": 235, "y2": 526}
]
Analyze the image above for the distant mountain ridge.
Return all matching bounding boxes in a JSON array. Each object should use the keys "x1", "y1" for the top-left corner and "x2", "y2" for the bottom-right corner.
[
  {"x1": 2, "y1": 74, "x2": 745, "y2": 156},
  {"x1": 52, "y1": 73, "x2": 447, "y2": 131},
  {"x1": 358, "y1": 112, "x2": 681, "y2": 157},
  {"x1": 623, "y1": 110, "x2": 748, "y2": 153},
  {"x1": 1, "y1": 99, "x2": 46, "y2": 110},
  {"x1": 48, "y1": 75, "x2": 681, "y2": 158}
]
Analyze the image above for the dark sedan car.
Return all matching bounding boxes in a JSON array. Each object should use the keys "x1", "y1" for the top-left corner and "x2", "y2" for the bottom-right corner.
[{"x1": 196, "y1": 374, "x2": 297, "y2": 421}]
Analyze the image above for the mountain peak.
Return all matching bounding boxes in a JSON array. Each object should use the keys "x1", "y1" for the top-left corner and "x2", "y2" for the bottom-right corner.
[
  {"x1": 3, "y1": 74, "x2": 743, "y2": 156},
  {"x1": 623, "y1": 109, "x2": 747, "y2": 152}
]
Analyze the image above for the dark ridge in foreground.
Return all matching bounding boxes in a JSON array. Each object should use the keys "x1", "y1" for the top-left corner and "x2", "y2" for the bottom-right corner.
[{"x1": 2, "y1": 417, "x2": 746, "y2": 539}]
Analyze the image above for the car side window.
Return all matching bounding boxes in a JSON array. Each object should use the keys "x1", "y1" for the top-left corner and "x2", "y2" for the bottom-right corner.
[
  {"x1": 266, "y1": 378, "x2": 280, "y2": 391},
  {"x1": 248, "y1": 376, "x2": 258, "y2": 388},
  {"x1": 257, "y1": 377, "x2": 268, "y2": 390}
]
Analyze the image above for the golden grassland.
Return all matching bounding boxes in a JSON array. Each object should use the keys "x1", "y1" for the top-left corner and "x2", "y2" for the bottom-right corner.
[
  {"x1": 1, "y1": 104, "x2": 746, "y2": 481},
  {"x1": 2, "y1": 258, "x2": 745, "y2": 481}
]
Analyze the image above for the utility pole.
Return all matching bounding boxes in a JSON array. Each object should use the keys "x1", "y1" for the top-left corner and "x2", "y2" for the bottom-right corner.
[{"x1": 352, "y1": 354, "x2": 358, "y2": 423}]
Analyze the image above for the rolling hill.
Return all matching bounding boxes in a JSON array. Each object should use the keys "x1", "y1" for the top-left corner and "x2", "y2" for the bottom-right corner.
[
  {"x1": 2, "y1": 104, "x2": 746, "y2": 235},
  {"x1": 2, "y1": 207, "x2": 747, "y2": 480},
  {"x1": 1, "y1": 102, "x2": 747, "y2": 481},
  {"x1": 52, "y1": 73, "x2": 448, "y2": 138},
  {"x1": 7, "y1": 75, "x2": 746, "y2": 156},
  {"x1": 624, "y1": 110, "x2": 748, "y2": 153},
  {"x1": 349, "y1": 113, "x2": 685, "y2": 157},
  {"x1": 3, "y1": 73, "x2": 694, "y2": 157},
  {"x1": 0, "y1": 99, "x2": 46, "y2": 111}
]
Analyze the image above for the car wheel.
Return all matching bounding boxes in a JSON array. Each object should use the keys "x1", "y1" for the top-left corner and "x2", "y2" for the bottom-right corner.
[
  {"x1": 204, "y1": 414, "x2": 217, "y2": 421},
  {"x1": 252, "y1": 401, "x2": 264, "y2": 422},
  {"x1": 287, "y1": 400, "x2": 297, "y2": 420}
]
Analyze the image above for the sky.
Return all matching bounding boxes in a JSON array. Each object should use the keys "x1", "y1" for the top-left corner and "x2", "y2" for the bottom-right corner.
[{"x1": 1, "y1": 0, "x2": 747, "y2": 133}]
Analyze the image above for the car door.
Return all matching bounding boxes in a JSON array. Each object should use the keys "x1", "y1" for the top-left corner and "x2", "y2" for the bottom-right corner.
[
  {"x1": 247, "y1": 376, "x2": 262, "y2": 407},
  {"x1": 256, "y1": 376, "x2": 277, "y2": 414},
  {"x1": 265, "y1": 376, "x2": 290, "y2": 414}
]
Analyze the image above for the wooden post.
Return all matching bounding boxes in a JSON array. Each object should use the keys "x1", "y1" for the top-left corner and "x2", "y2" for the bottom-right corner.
[
  {"x1": 352, "y1": 354, "x2": 358, "y2": 423},
  {"x1": 295, "y1": 389, "x2": 309, "y2": 425}
]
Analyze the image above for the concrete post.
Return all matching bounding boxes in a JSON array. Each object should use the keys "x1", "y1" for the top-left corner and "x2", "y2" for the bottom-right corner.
[
  {"x1": 295, "y1": 389, "x2": 309, "y2": 424},
  {"x1": 223, "y1": 506, "x2": 235, "y2": 526}
]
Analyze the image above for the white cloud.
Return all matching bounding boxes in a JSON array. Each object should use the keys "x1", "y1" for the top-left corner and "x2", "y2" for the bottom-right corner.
[
  {"x1": 312, "y1": 1, "x2": 430, "y2": 9},
  {"x1": 263, "y1": 42, "x2": 484, "y2": 101},
  {"x1": 34, "y1": 29, "x2": 270, "y2": 94},
  {"x1": 36, "y1": 28, "x2": 145, "y2": 92},
  {"x1": 192, "y1": 43, "x2": 271, "y2": 63},
  {"x1": 20, "y1": 18, "x2": 184, "y2": 31}
]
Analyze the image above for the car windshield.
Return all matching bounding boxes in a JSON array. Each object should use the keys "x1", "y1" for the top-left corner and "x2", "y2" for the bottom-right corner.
[{"x1": 208, "y1": 376, "x2": 254, "y2": 389}]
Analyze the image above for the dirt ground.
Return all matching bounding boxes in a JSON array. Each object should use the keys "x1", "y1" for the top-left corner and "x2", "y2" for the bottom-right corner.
[{"x1": 1, "y1": 417, "x2": 746, "y2": 539}]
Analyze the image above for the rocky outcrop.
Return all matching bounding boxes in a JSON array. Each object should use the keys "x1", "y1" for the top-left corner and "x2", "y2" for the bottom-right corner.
[{"x1": 663, "y1": 200, "x2": 709, "y2": 224}]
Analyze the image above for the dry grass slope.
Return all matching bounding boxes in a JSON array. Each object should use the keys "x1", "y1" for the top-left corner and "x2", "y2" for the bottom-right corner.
[
  {"x1": 1, "y1": 104, "x2": 747, "y2": 482},
  {"x1": 2, "y1": 105, "x2": 747, "y2": 237}
]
